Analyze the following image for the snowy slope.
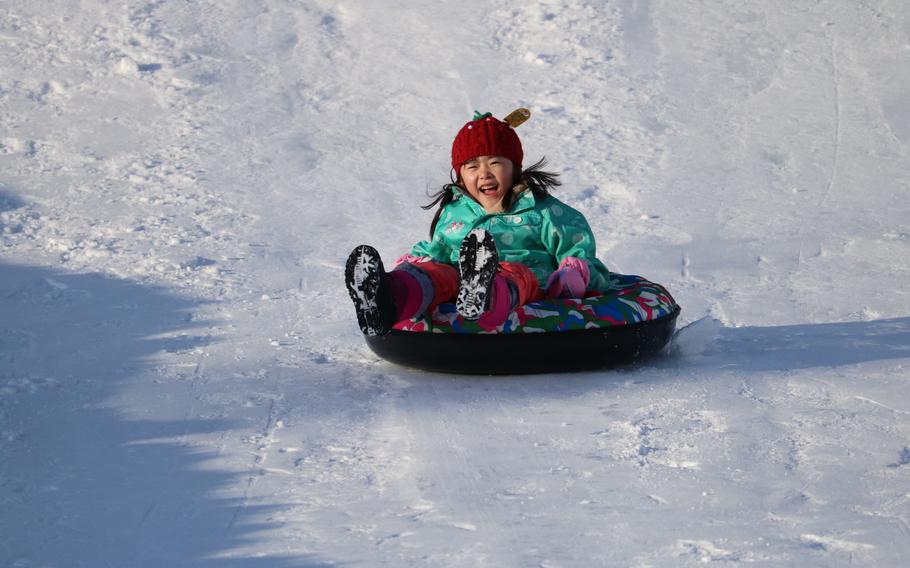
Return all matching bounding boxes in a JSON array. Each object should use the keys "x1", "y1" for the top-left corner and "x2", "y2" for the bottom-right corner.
[{"x1": 2, "y1": 0, "x2": 910, "y2": 566}]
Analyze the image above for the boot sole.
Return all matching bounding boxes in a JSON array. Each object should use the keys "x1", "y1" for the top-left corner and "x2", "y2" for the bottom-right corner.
[
  {"x1": 457, "y1": 229, "x2": 499, "y2": 320},
  {"x1": 345, "y1": 245, "x2": 394, "y2": 336}
]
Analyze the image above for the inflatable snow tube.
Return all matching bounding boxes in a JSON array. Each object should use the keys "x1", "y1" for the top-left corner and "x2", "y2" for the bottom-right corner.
[{"x1": 365, "y1": 273, "x2": 680, "y2": 375}]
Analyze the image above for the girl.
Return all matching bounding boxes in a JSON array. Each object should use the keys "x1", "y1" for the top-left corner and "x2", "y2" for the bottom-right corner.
[{"x1": 344, "y1": 109, "x2": 611, "y2": 336}]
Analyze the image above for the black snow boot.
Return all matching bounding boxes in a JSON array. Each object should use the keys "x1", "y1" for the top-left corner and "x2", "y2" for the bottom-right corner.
[
  {"x1": 457, "y1": 228, "x2": 499, "y2": 320},
  {"x1": 344, "y1": 245, "x2": 397, "y2": 336}
]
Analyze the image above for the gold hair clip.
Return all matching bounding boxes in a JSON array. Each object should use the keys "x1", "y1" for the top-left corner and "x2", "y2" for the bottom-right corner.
[{"x1": 503, "y1": 108, "x2": 531, "y2": 128}]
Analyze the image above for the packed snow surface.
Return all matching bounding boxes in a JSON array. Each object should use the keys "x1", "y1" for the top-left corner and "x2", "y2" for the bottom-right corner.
[{"x1": 2, "y1": 1, "x2": 910, "y2": 566}]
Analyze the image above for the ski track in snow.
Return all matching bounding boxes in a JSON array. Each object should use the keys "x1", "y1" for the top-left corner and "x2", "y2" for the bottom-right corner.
[{"x1": 2, "y1": 0, "x2": 910, "y2": 566}]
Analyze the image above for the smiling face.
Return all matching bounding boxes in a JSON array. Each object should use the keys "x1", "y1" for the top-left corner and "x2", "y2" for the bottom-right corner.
[{"x1": 459, "y1": 155, "x2": 515, "y2": 213}]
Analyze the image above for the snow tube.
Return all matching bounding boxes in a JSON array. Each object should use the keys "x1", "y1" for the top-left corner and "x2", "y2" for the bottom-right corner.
[{"x1": 365, "y1": 273, "x2": 680, "y2": 374}]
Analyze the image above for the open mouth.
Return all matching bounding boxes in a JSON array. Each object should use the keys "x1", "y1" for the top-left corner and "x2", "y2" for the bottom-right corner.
[{"x1": 479, "y1": 184, "x2": 499, "y2": 195}]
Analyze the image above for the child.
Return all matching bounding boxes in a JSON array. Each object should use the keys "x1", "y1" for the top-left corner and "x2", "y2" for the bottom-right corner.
[{"x1": 344, "y1": 109, "x2": 611, "y2": 336}]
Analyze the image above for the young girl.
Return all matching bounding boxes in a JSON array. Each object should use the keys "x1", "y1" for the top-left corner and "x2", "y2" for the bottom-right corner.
[{"x1": 344, "y1": 109, "x2": 611, "y2": 336}]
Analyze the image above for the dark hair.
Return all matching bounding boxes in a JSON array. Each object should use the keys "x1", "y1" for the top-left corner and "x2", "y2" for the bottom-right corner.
[{"x1": 422, "y1": 157, "x2": 562, "y2": 238}]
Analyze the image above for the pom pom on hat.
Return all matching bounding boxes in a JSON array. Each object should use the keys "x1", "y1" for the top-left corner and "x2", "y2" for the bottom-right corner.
[{"x1": 451, "y1": 109, "x2": 527, "y2": 178}]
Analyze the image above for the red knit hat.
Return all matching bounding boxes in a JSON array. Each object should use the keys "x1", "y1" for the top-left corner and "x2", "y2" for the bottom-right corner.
[{"x1": 451, "y1": 110, "x2": 525, "y2": 179}]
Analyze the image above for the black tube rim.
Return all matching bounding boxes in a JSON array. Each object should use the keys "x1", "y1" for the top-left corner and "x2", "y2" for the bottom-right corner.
[{"x1": 364, "y1": 306, "x2": 680, "y2": 375}]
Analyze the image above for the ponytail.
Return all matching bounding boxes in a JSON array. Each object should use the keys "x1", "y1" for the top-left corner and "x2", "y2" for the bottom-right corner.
[
  {"x1": 422, "y1": 182, "x2": 459, "y2": 238},
  {"x1": 521, "y1": 157, "x2": 562, "y2": 197},
  {"x1": 500, "y1": 157, "x2": 562, "y2": 211}
]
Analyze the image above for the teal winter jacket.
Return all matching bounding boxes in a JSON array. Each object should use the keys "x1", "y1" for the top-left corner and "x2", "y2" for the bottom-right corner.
[{"x1": 411, "y1": 188, "x2": 611, "y2": 292}]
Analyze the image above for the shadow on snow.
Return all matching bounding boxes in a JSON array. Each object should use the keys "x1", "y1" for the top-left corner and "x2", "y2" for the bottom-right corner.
[
  {"x1": 0, "y1": 187, "x2": 26, "y2": 212},
  {"x1": 0, "y1": 260, "x2": 333, "y2": 567},
  {"x1": 707, "y1": 317, "x2": 910, "y2": 371},
  {"x1": 370, "y1": 315, "x2": 910, "y2": 390}
]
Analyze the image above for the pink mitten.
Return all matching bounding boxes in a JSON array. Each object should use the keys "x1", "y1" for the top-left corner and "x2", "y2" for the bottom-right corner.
[{"x1": 545, "y1": 257, "x2": 590, "y2": 298}]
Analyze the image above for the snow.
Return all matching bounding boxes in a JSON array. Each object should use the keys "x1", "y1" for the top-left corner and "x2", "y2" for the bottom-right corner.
[{"x1": 2, "y1": 0, "x2": 909, "y2": 566}]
